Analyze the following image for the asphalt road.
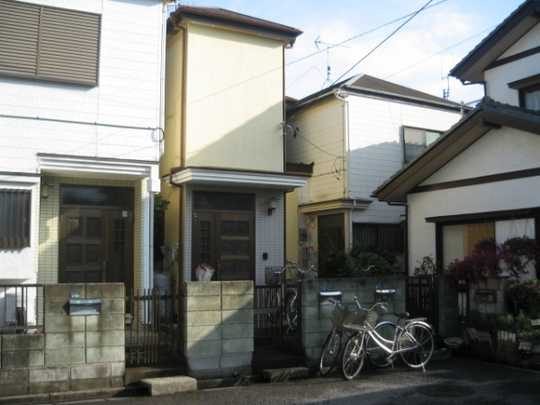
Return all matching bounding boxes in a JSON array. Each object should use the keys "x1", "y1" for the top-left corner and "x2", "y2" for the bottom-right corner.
[{"x1": 52, "y1": 358, "x2": 540, "y2": 405}]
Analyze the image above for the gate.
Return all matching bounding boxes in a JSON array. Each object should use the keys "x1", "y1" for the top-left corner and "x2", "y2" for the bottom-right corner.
[
  {"x1": 254, "y1": 282, "x2": 302, "y2": 345},
  {"x1": 406, "y1": 275, "x2": 439, "y2": 333},
  {"x1": 125, "y1": 288, "x2": 181, "y2": 367}
]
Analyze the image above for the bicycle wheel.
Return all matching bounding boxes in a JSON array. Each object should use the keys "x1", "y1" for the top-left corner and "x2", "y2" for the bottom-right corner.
[
  {"x1": 319, "y1": 329, "x2": 341, "y2": 376},
  {"x1": 341, "y1": 332, "x2": 366, "y2": 380},
  {"x1": 399, "y1": 322, "x2": 434, "y2": 369},
  {"x1": 366, "y1": 321, "x2": 396, "y2": 368}
]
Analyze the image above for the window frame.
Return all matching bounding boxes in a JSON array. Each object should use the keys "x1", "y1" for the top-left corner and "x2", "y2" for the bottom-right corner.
[
  {"x1": 0, "y1": 0, "x2": 101, "y2": 87},
  {"x1": 0, "y1": 189, "x2": 32, "y2": 250},
  {"x1": 519, "y1": 83, "x2": 540, "y2": 111},
  {"x1": 401, "y1": 125, "x2": 443, "y2": 164},
  {"x1": 352, "y1": 222, "x2": 404, "y2": 254}
]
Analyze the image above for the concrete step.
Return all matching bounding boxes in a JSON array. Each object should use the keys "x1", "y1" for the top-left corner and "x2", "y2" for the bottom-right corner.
[
  {"x1": 261, "y1": 366, "x2": 310, "y2": 383},
  {"x1": 141, "y1": 376, "x2": 197, "y2": 396}
]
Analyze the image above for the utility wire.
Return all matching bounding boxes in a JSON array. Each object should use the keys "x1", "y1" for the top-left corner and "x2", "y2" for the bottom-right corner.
[{"x1": 332, "y1": 0, "x2": 435, "y2": 85}]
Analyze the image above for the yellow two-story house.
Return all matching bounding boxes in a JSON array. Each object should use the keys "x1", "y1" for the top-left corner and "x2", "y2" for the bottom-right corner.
[{"x1": 161, "y1": 6, "x2": 306, "y2": 286}]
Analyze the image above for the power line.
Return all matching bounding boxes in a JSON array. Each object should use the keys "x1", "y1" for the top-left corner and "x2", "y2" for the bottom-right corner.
[
  {"x1": 332, "y1": 0, "x2": 436, "y2": 85},
  {"x1": 383, "y1": 25, "x2": 496, "y2": 80}
]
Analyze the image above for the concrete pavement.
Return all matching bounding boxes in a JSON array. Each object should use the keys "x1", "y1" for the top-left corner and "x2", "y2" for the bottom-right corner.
[{"x1": 45, "y1": 358, "x2": 540, "y2": 404}]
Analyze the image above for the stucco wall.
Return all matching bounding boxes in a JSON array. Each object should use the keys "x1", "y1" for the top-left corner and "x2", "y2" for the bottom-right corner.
[{"x1": 184, "y1": 23, "x2": 284, "y2": 172}]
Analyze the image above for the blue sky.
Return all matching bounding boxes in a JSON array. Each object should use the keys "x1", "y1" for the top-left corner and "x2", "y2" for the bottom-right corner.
[{"x1": 179, "y1": 0, "x2": 524, "y2": 104}]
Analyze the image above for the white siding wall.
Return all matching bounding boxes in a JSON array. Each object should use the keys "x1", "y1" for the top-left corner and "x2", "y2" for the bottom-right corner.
[
  {"x1": 484, "y1": 22, "x2": 540, "y2": 106},
  {"x1": 408, "y1": 127, "x2": 540, "y2": 273},
  {"x1": 347, "y1": 95, "x2": 462, "y2": 224},
  {"x1": 0, "y1": 0, "x2": 164, "y2": 173}
]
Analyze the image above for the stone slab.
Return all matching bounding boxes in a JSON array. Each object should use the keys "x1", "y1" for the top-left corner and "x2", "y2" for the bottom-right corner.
[
  {"x1": 2, "y1": 350, "x2": 45, "y2": 368},
  {"x1": 70, "y1": 364, "x2": 111, "y2": 380},
  {"x1": 141, "y1": 376, "x2": 197, "y2": 396},
  {"x1": 221, "y1": 281, "x2": 254, "y2": 295},
  {"x1": 29, "y1": 367, "x2": 69, "y2": 383},
  {"x1": 45, "y1": 348, "x2": 85, "y2": 367},
  {"x1": 45, "y1": 332, "x2": 85, "y2": 350},
  {"x1": 1, "y1": 334, "x2": 44, "y2": 351},
  {"x1": 86, "y1": 283, "x2": 125, "y2": 299},
  {"x1": 86, "y1": 330, "x2": 125, "y2": 347},
  {"x1": 181, "y1": 282, "x2": 220, "y2": 296},
  {"x1": 183, "y1": 295, "x2": 221, "y2": 311},
  {"x1": 85, "y1": 314, "x2": 125, "y2": 332},
  {"x1": 43, "y1": 314, "x2": 85, "y2": 333},
  {"x1": 185, "y1": 310, "x2": 221, "y2": 326},
  {"x1": 86, "y1": 346, "x2": 125, "y2": 363},
  {"x1": 221, "y1": 295, "x2": 253, "y2": 310}
]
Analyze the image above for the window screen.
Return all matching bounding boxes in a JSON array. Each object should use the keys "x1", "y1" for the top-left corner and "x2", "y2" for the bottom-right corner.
[
  {"x1": 0, "y1": 189, "x2": 31, "y2": 249},
  {"x1": 0, "y1": 0, "x2": 100, "y2": 85},
  {"x1": 353, "y1": 223, "x2": 403, "y2": 253}
]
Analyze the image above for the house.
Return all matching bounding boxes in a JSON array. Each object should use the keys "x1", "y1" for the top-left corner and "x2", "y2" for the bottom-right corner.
[
  {"x1": 374, "y1": 0, "x2": 540, "y2": 278},
  {"x1": 160, "y1": 6, "x2": 306, "y2": 286},
  {"x1": 285, "y1": 75, "x2": 466, "y2": 275},
  {"x1": 0, "y1": 0, "x2": 167, "y2": 312}
]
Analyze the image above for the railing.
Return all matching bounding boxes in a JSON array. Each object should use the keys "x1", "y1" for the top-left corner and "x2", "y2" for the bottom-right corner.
[
  {"x1": 254, "y1": 285, "x2": 282, "y2": 340},
  {"x1": 125, "y1": 288, "x2": 181, "y2": 367},
  {"x1": 0, "y1": 284, "x2": 44, "y2": 334}
]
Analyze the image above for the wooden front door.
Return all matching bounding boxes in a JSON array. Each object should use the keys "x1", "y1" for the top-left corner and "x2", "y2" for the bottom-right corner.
[
  {"x1": 192, "y1": 192, "x2": 255, "y2": 281},
  {"x1": 59, "y1": 206, "x2": 132, "y2": 286}
]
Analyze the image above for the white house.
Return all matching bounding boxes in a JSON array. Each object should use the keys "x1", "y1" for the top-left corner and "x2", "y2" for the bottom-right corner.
[
  {"x1": 0, "y1": 0, "x2": 167, "y2": 310},
  {"x1": 374, "y1": 0, "x2": 540, "y2": 277},
  {"x1": 285, "y1": 74, "x2": 466, "y2": 275}
]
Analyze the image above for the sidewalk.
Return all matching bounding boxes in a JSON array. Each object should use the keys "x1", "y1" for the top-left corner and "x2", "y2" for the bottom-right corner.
[{"x1": 40, "y1": 358, "x2": 540, "y2": 405}]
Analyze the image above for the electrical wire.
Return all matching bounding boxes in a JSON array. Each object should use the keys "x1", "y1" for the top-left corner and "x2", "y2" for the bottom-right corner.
[{"x1": 332, "y1": 0, "x2": 436, "y2": 85}]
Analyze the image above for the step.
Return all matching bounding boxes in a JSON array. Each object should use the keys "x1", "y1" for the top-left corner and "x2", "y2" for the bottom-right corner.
[
  {"x1": 141, "y1": 376, "x2": 197, "y2": 396},
  {"x1": 261, "y1": 367, "x2": 310, "y2": 382}
]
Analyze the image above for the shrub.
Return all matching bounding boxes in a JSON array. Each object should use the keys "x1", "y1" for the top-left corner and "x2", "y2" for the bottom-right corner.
[{"x1": 506, "y1": 281, "x2": 540, "y2": 318}]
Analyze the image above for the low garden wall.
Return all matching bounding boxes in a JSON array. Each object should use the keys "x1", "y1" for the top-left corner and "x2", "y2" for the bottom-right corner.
[
  {"x1": 301, "y1": 276, "x2": 406, "y2": 366},
  {"x1": 180, "y1": 281, "x2": 254, "y2": 378},
  {"x1": 0, "y1": 283, "x2": 125, "y2": 398}
]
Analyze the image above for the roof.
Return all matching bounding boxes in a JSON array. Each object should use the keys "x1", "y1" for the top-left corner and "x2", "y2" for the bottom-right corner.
[
  {"x1": 287, "y1": 74, "x2": 467, "y2": 113},
  {"x1": 373, "y1": 98, "x2": 540, "y2": 203},
  {"x1": 450, "y1": 0, "x2": 540, "y2": 83},
  {"x1": 168, "y1": 6, "x2": 302, "y2": 44}
]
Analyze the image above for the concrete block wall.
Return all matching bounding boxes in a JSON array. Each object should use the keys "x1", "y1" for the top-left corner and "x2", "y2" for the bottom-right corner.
[
  {"x1": 0, "y1": 283, "x2": 125, "y2": 398},
  {"x1": 301, "y1": 276, "x2": 406, "y2": 366},
  {"x1": 181, "y1": 281, "x2": 254, "y2": 378}
]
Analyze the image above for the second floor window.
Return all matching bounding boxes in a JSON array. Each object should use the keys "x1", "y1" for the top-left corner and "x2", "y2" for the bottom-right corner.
[
  {"x1": 402, "y1": 126, "x2": 443, "y2": 164},
  {"x1": 521, "y1": 84, "x2": 540, "y2": 111},
  {"x1": 0, "y1": 0, "x2": 100, "y2": 86}
]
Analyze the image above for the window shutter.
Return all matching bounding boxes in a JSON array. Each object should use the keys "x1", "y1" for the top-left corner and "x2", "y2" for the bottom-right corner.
[
  {"x1": 0, "y1": 0, "x2": 40, "y2": 76},
  {"x1": 38, "y1": 6, "x2": 100, "y2": 85},
  {"x1": 0, "y1": 189, "x2": 31, "y2": 249}
]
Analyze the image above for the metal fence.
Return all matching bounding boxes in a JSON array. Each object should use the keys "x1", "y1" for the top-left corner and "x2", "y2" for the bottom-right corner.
[
  {"x1": 125, "y1": 288, "x2": 181, "y2": 367},
  {"x1": 0, "y1": 284, "x2": 44, "y2": 334}
]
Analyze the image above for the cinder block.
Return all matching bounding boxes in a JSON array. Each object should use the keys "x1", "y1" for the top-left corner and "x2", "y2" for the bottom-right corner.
[
  {"x1": 141, "y1": 376, "x2": 197, "y2": 396},
  {"x1": 221, "y1": 281, "x2": 253, "y2": 295},
  {"x1": 44, "y1": 284, "x2": 85, "y2": 303},
  {"x1": 222, "y1": 323, "x2": 253, "y2": 339},
  {"x1": 45, "y1": 332, "x2": 85, "y2": 349},
  {"x1": 1, "y1": 334, "x2": 44, "y2": 351},
  {"x1": 303, "y1": 318, "x2": 332, "y2": 333},
  {"x1": 185, "y1": 310, "x2": 221, "y2": 326},
  {"x1": 183, "y1": 295, "x2": 221, "y2": 311},
  {"x1": 2, "y1": 349, "x2": 45, "y2": 368},
  {"x1": 219, "y1": 352, "x2": 252, "y2": 369},
  {"x1": 111, "y1": 376, "x2": 124, "y2": 387},
  {"x1": 222, "y1": 338, "x2": 253, "y2": 354},
  {"x1": 186, "y1": 356, "x2": 220, "y2": 377},
  {"x1": 184, "y1": 340, "x2": 221, "y2": 357},
  {"x1": 44, "y1": 314, "x2": 85, "y2": 333},
  {"x1": 303, "y1": 332, "x2": 325, "y2": 349},
  {"x1": 29, "y1": 367, "x2": 69, "y2": 383},
  {"x1": 70, "y1": 377, "x2": 111, "y2": 391},
  {"x1": 222, "y1": 309, "x2": 253, "y2": 325},
  {"x1": 86, "y1": 330, "x2": 125, "y2": 347},
  {"x1": 186, "y1": 325, "x2": 221, "y2": 343},
  {"x1": 30, "y1": 381, "x2": 70, "y2": 394},
  {"x1": 111, "y1": 362, "x2": 125, "y2": 377},
  {"x1": 86, "y1": 346, "x2": 125, "y2": 363},
  {"x1": 86, "y1": 283, "x2": 125, "y2": 299},
  {"x1": 70, "y1": 363, "x2": 111, "y2": 380},
  {"x1": 0, "y1": 368, "x2": 28, "y2": 385},
  {"x1": 46, "y1": 347, "x2": 85, "y2": 367},
  {"x1": 0, "y1": 383, "x2": 28, "y2": 397},
  {"x1": 181, "y1": 282, "x2": 220, "y2": 296},
  {"x1": 221, "y1": 294, "x2": 253, "y2": 310},
  {"x1": 100, "y1": 298, "x2": 125, "y2": 314},
  {"x1": 86, "y1": 314, "x2": 125, "y2": 331}
]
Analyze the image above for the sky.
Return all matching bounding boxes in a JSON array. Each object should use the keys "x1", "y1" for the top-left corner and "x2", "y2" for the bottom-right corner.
[{"x1": 176, "y1": 0, "x2": 524, "y2": 105}]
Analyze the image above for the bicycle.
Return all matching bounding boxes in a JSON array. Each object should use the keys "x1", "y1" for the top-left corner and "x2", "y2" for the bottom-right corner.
[
  {"x1": 319, "y1": 297, "x2": 394, "y2": 376},
  {"x1": 340, "y1": 299, "x2": 434, "y2": 380}
]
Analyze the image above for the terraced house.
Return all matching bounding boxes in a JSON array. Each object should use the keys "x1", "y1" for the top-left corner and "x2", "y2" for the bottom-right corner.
[
  {"x1": 160, "y1": 6, "x2": 307, "y2": 286},
  {"x1": 0, "y1": 0, "x2": 168, "y2": 327}
]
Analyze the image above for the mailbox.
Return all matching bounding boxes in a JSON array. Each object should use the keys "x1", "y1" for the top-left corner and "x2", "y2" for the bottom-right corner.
[
  {"x1": 68, "y1": 298, "x2": 102, "y2": 316},
  {"x1": 374, "y1": 288, "x2": 396, "y2": 302},
  {"x1": 319, "y1": 290, "x2": 342, "y2": 304}
]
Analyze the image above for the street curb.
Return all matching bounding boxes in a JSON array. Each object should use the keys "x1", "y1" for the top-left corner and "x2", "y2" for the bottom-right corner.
[{"x1": 0, "y1": 386, "x2": 143, "y2": 404}]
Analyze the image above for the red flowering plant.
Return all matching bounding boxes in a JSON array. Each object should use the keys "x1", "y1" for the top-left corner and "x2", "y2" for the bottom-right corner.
[{"x1": 447, "y1": 239, "x2": 500, "y2": 283}]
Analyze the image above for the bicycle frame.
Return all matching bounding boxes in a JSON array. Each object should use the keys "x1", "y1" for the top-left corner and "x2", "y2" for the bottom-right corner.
[{"x1": 364, "y1": 320, "x2": 431, "y2": 356}]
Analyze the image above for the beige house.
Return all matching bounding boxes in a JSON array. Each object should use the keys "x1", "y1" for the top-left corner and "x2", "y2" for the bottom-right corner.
[{"x1": 161, "y1": 6, "x2": 307, "y2": 286}]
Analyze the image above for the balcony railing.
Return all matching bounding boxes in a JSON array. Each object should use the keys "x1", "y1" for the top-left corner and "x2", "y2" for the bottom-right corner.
[{"x1": 0, "y1": 284, "x2": 44, "y2": 334}]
